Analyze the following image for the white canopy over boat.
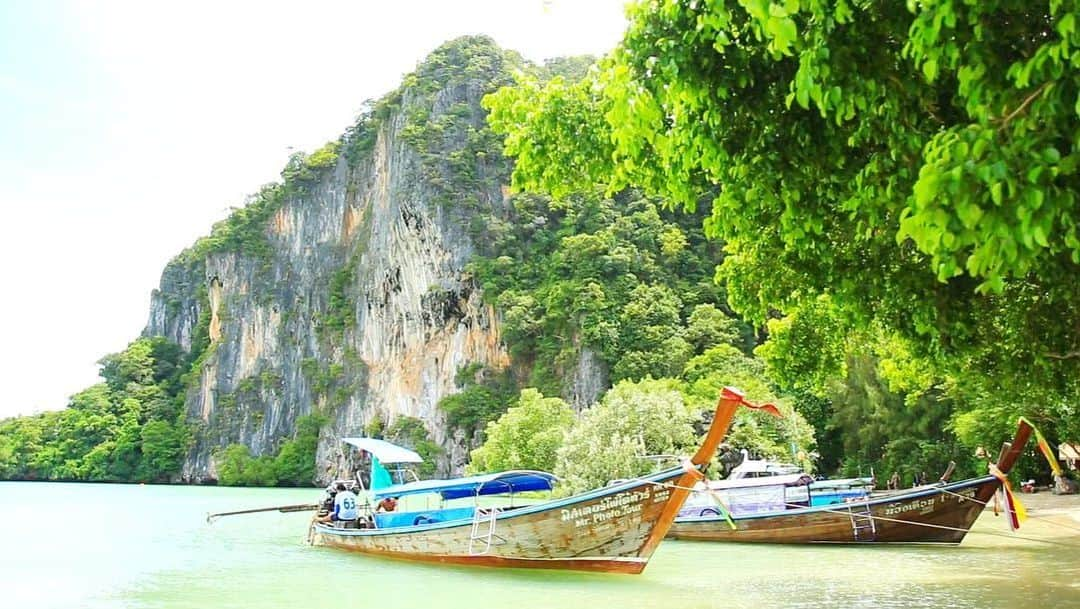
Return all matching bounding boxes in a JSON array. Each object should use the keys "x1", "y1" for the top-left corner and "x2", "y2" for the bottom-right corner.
[{"x1": 341, "y1": 438, "x2": 423, "y2": 464}]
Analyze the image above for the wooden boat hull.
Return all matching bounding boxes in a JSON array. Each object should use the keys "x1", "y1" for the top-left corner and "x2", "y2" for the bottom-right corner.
[
  {"x1": 668, "y1": 476, "x2": 1001, "y2": 544},
  {"x1": 312, "y1": 387, "x2": 789, "y2": 572},
  {"x1": 312, "y1": 469, "x2": 680, "y2": 574}
]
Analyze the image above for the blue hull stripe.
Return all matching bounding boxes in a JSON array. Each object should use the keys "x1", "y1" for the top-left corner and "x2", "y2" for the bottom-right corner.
[{"x1": 316, "y1": 466, "x2": 687, "y2": 538}]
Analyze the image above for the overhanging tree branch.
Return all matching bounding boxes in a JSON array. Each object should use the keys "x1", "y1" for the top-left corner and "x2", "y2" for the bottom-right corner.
[{"x1": 995, "y1": 82, "x2": 1051, "y2": 131}]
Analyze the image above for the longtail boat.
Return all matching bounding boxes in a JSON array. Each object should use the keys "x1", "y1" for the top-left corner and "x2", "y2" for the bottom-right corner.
[
  {"x1": 309, "y1": 387, "x2": 777, "y2": 573},
  {"x1": 667, "y1": 419, "x2": 1033, "y2": 544}
]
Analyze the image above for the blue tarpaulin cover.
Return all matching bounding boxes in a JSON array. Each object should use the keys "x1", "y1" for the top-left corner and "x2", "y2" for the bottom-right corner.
[{"x1": 372, "y1": 470, "x2": 558, "y2": 500}]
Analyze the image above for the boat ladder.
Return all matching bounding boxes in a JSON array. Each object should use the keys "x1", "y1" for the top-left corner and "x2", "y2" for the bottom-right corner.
[
  {"x1": 468, "y1": 508, "x2": 498, "y2": 555},
  {"x1": 847, "y1": 503, "x2": 877, "y2": 541}
]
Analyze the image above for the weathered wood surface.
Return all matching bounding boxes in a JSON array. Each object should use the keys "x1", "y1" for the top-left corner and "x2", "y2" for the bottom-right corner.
[
  {"x1": 208, "y1": 503, "x2": 319, "y2": 522},
  {"x1": 668, "y1": 476, "x2": 999, "y2": 544}
]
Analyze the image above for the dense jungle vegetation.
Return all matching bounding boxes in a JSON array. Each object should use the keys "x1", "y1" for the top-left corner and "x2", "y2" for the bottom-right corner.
[
  {"x1": 483, "y1": 0, "x2": 1080, "y2": 483},
  {"x1": 0, "y1": 337, "x2": 192, "y2": 482}
]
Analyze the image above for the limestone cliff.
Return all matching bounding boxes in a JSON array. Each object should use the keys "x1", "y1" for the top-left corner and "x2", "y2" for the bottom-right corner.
[{"x1": 145, "y1": 38, "x2": 533, "y2": 482}]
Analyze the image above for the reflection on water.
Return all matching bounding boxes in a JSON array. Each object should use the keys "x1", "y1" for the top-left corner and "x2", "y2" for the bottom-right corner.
[{"x1": 1, "y1": 482, "x2": 1078, "y2": 609}]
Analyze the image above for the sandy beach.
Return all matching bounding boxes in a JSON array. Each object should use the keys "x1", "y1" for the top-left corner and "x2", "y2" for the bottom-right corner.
[{"x1": 970, "y1": 491, "x2": 1080, "y2": 543}]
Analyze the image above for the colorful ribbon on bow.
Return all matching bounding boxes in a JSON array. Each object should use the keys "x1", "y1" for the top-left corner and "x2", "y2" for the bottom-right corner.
[
  {"x1": 1018, "y1": 416, "x2": 1064, "y2": 477},
  {"x1": 989, "y1": 463, "x2": 1027, "y2": 531},
  {"x1": 701, "y1": 486, "x2": 738, "y2": 530}
]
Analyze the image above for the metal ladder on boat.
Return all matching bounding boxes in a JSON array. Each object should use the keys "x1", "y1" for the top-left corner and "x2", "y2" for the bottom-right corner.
[
  {"x1": 468, "y1": 508, "x2": 498, "y2": 555},
  {"x1": 847, "y1": 503, "x2": 877, "y2": 541}
]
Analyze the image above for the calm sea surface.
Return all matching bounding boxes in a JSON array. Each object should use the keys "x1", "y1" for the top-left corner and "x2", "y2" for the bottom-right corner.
[{"x1": 2, "y1": 482, "x2": 1078, "y2": 609}]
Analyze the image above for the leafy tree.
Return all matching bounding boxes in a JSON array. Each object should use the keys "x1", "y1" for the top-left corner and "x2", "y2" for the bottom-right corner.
[
  {"x1": 0, "y1": 337, "x2": 193, "y2": 482},
  {"x1": 468, "y1": 389, "x2": 574, "y2": 474},
  {"x1": 485, "y1": 0, "x2": 1080, "y2": 459},
  {"x1": 613, "y1": 284, "x2": 692, "y2": 381},
  {"x1": 0, "y1": 434, "x2": 16, "y2": 475},
  {"x1": 756, "y1": 298, "x2": 980, "y2": 477},
  {"x1": 829, "y1": 352, "x2": 970, "y2": 480},
  {"x1": 138, "y1": 420, "x2": 189, "y2": 481},
  {"x1": 216, "y1": 444, "x2": 278, "y2": 487},
  {"x1": 685, "y1": 303, "x2": 744, "y2": 354},
  {"x1": 437, "y1": 365, "x2": 516, "y2": 435},
  {"x1": 99, "y1": 341, "x2": 156, "y2": 392},
  {"x1": 681, "y1": 345, "x2": 817, "y2": 472},
  {"x1": 755, "y1": 296, "x2": 849, "y2": 399},
  {"x1": 272, "y1": 414, "x2": 326, "y2": 486},
  {"x1": 555, "y1": 378, "x2": 698, "y2": 493},
  {"x1": 108, "y1": 417, "x2": 144, "y2": 480},
  {"x1": 385, "y1": 416, "x2": 441, "y2": 478},
  {"x1": 469, "y1": 191, "x2": 728, "y2": 397}
]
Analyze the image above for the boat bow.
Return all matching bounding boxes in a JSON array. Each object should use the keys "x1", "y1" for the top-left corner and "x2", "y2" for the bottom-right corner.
[{"x1": 639, "y1": 386, "x2": 781, "y2": 556}]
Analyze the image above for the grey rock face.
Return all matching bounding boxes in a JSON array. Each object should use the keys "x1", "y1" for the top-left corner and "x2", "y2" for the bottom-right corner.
[
  {"x1": 568, "y1": 347, "x2": 609, "y2": 411},
  {"x1": 145, "y1": 77, "x2": 512, "y2": 483},
  {"x1": 143, "y1": 40, "x2": 609, "y2": 484}
]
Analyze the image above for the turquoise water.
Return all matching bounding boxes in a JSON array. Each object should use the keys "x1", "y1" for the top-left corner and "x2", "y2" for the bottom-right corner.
[{"x1": 2, "y1": 482, "x2": 1079, "y2": 609}]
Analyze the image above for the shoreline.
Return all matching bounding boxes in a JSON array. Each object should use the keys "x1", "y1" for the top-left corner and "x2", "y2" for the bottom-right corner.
[{"x1": 972, "y1": 491, "x2": 1080, "y2": 541}]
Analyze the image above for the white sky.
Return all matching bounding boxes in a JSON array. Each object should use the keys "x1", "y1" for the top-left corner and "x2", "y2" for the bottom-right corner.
[{"x1": 0, "y1": 0, "x2": 628, "y2": 419}]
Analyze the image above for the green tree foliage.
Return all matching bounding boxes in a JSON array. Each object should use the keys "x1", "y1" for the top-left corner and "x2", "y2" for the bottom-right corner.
[
  {"x1": 468, "y1": 190, "x2": 745, "y2": 395},
  {"x1": 468, "y1": 389, "x2": 574, "y2": 474},
  {"x1": 437, "y1": 364, "x2": 517, "y2": 434},
  {"x1": 755, "y1": 296, "x2": 849, "y2": 399},
  {"x1": 555, "y1": 379, "x2": 698, "y2": 493},
  {"x1": 0, "y1": 440, "x2": 15, "y2": 475},
  {"x1": 0, "y1": 337, "x2": 193, "y2": 482},
  {"x1": 272, "y1": 414, "x2": 327, "y2": 486},
  {"x1": 138, "y1": 419, "x2": 191, "y2": 480},
  {"x1": 438, "y1": 385, "x2": 508, "y2": 433},
  {"x1": 757, "y1": 299, "x2": 986, "y2": 478},
  {"x1": 829, "y1": 352, "x2": 967, "y2": 481},
  {"x1": 681, "y1": 345, "x2": 817, "y2": 472},
  {"x1": 215, "y1": 414, "x2": 327, "y2": 487},
  {"x1": 485, "y1": 0, "x2": 1080, "y2": 461},
  {"x1": 217, "y1": 444, "x2": 278, "y2": 487},
  {"x1": 686, "y1": 303, "x2": 746, "y2": 354},
  {"x1": 614, "y1": 284, "x2": 694, "y2": 381},
  {"x1": 385, "y1": 416, "x2": 441, "y2": 478}
]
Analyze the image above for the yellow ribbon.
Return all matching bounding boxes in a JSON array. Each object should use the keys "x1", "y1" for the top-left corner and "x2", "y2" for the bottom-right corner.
[{"x1": 1018, "y1": 417, "x2": 1064, "y2": 477}]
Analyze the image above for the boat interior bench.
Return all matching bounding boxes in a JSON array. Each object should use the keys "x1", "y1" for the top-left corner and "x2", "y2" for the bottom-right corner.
[{"x1": 374, "y1": 506, "x2": 476, "y2": 528}]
